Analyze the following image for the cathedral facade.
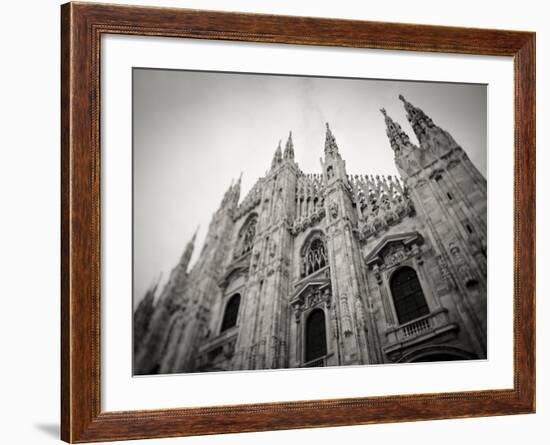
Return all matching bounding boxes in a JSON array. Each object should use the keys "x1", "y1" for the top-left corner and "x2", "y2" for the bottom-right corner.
[{"x1": 134, "y1": 95, "x2": 487, "y2": 375}]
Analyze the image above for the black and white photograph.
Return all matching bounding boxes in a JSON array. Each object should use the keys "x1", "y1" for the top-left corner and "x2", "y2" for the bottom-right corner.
[{"x1": 132, "y1": 68, "x2": 488, "y2": 376}]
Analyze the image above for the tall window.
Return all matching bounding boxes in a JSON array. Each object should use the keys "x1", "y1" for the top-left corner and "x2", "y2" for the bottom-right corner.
[
  {"x1": 305, "y1": 309, "x2": 327, "y2": 363},
  {"x1": 390, "y1": 266, "x2": 429, "y2": 324},
  {"x1": 301, "y1": 237, "x2": 328, "y2": 278},
  {"x1": 220, "y1": 294, "x2": 240, "y2": 332},
  {"x1": 236, "y1": 215, "x2": 257, "y2": 258}
]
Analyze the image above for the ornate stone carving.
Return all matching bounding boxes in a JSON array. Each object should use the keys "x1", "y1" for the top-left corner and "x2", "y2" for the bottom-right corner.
[
  {"x1": 329, "y1": 201, "x2": 339, "y2": 220},
  {"x1": 235, "y1": 214, "x2": 258, "y2": 258},
  {"x1": 340, "y1": 294, "x2": 353, "y2": 337},
  {"x1": 437, "y1": 255, "x2": 455, "y2": 291},
  {"x1": 384, "y1": 244, "x2": 407, "y2": 267},
  {"x1": 330, "y1": 306, "x2": 339, "y2": 340},
  {"x1": 290, "y1": 282, "x2": 332, "y2": 327},
  {"x1": 355, "y1": 295, "x2": 368, "y2": 332},
  {"x1": 269, "y1": 239, "x2": 277, "y2": 258},
  {"x1": 372, "y1": 264, "x2": 383, "y2": 285},
  {"x1": 449, "y1": 241, "x2": 476, "y2": 285},
  {"x1": 289, "y1": 207, "x2": 326, "y2": 235},
  {"x1": 300, "y1": 236, "x2": 328, "y2": 278},
  {"x1": 251, "y1": 252, "x2": 259, "y2": 271}
]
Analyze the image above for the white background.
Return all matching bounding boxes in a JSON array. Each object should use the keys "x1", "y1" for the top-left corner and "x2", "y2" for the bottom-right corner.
[{"x1": 0, "y1": 0, "x2": 546, "y2": 444}]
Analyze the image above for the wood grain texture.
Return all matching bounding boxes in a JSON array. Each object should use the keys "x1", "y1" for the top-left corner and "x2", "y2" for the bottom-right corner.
[{"x1": 60, "y1": 2, "x2": 536, "y2": 442}]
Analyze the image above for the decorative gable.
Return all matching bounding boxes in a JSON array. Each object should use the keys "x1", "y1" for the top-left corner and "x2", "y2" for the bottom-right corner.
[{"x1": 364, "y1": 231, "x2": 423, "y2": 268}]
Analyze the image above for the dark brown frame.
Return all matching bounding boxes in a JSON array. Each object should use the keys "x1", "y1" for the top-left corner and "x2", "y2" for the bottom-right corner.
[{"x1": 61, "y1": 2, "x2": 536, "y2": 442}]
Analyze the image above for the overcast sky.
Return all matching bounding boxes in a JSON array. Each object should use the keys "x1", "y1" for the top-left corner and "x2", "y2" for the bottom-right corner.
[{"x1": 133, "y1": 68, "x2": 486, "y2": 306}]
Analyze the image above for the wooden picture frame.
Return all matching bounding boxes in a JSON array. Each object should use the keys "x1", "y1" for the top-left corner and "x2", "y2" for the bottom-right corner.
[{"x1": 61, "y1": 2, "x2": 535, "y2": 442}]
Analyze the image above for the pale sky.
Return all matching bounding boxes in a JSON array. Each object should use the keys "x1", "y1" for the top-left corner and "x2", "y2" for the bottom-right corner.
[{"x1": 133, "y1": 68, "x2": 486, "y2": 306}]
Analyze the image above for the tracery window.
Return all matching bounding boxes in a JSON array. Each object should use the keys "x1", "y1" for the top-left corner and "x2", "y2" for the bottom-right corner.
[
  {"x1": 301, "y1": 237, "x2": 328, "y2": 278},
  {"x1": 235, "y1": 215, "x2": 257, "y2": 258},
  {"x1": 390, "y1": 266, "x2": 429, "y2": 324},
  {"x1": 220, "y1": 293, "x2": 241, "y2": 332},
  {"x1": 305, "y1": 309, "x2": 327, "y2": 363}
]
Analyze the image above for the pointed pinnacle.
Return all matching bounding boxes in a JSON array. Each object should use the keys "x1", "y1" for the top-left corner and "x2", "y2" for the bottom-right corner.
[
  {"x1": 380, "y1": 108, "x2": 387, "y2": 116},
  {"x1": 235, "y1": 172, "x2": 243, "y2": 188},
  {"x1": 284, "y1": 131, "x2": 295, "y2": 160},
  {"x1": 324, "y1": 122, "x2": 339, "y2": 157}
]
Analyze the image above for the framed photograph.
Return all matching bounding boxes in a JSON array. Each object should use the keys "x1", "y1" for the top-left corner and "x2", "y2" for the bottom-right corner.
[{"x1": 61, "y1": 2, "x2": 535, "y2": 442}]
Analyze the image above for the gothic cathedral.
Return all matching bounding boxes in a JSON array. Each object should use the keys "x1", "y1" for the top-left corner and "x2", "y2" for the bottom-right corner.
[{"x1": 134, "y1": 95, "x2": 487, "y2": 374}]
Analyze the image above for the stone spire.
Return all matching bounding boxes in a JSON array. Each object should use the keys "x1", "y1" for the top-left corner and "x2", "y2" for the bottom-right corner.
[
  {"x1": 324, "y1": 122, "x2": 339, "y2": 157},
  {"x1": 220, "y1": 179, "x2": 234, "y2": 208},
  {"x1": 398, "y1": 94, "x2": 435, "y2": 143},
  {"x1": 380, "y1": 108, "x2": 415, "y2": 153},
  {"x1": 178, "y1": 226, "x2": 198, "y2": 273},
  {"x1": 232, "y1": 172, "x2": 242, "y2": 204},
  {"x1": 283, "y1": 131, "x2": 295, "y2": 160},
  {"x1": 398, "y1": 94, "x2": 460, "y2": 155},
  {"x1": 271, "y1": 139, "x2": 283, "y2": 169}
]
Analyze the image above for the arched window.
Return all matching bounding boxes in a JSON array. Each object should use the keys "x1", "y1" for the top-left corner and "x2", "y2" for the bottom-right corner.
[
  {"x1": 305, "y1": 309, "x2": 327, "y2": 363},
  {"x1": 220, "y1": 294, "x2": 241, "y2": 332},
  {"x1": 301, "y1": 237, "x2": 328, "y2": 278},
  {"x1": 236, "y1": 215, "x2": 257, "y2": 258},
  {"x1": 390, "y1": 266, "x2": 429, "y2": 324}
]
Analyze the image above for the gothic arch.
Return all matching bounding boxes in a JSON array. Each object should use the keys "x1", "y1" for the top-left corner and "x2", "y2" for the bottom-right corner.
[
  {"x1": 305, "y1": 308, "x2": 327, "y2": 363},
  {"x1": 300, "y1": 230, "x2": 328, "y2": 278},
  {"x1": 300, "y1": 229, "x2": 326, "y2": 255},
  {"x1": 389, "y1": 266, "x2": 429, "y2": 324},
  {"x1": 235, "y1": 213, "x2": 258, "y2": 258},
  {"x1": 398, "y1": 345, "x2": 478, "y2": 363},
  {"x1": 220, "y1": 293, "x2": 241, "y2": 332}
]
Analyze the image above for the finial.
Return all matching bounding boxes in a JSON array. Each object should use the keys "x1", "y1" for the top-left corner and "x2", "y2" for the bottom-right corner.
[
  {"x1": 380, "y1": 108, "x2": 387, "y2": 116},
  {"x1": 398, "y1": 94, "x2": 406, "y2": 103}
]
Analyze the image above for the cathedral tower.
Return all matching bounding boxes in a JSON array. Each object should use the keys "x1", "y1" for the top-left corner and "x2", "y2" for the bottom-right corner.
[
  {"x1": 318, "y1": 123, "x2": 380, "y2": 366},
  {"x1": 381, "y1": 96, "x2": 487, "y2": 358}
]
